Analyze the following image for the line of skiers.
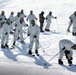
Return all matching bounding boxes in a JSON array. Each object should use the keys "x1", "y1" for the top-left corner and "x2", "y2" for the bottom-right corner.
[
  {"x1": 0, "y1": 10, "x2": 57, "y2": 54},
  {"x1": 0, "y1": 9, "x2": 76, "y2": 65}
]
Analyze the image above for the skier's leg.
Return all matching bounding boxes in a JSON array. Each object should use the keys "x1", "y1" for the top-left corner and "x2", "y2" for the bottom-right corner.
[
  {"x1": 35, "y1": 38, "x2": 39, "y2": 54},
  {"x1": 64, "y1": 50, "x2": 72, "y2": 65},
  {"x1": 1, "y1": 33, "x2": 5, "y2": 48},
  {"x1": 64, "y1": 50, "x2": 70, "y2": 59},
  {"x1": 58, "y1": 42, "x2": 64, "y2": 65},
  {"x1": 70, "y1": 50, "x2": 73, "y2": 60},
  {"x1": 19, "y1": 30, "x2": 24, "y2": 43},
  {"x1": 5, "y1": 34, "x2": 9, "y2": 48},
  {"x1": 58, "y1": 49, "x2": 64, "y2": 65},
  {"x1": 28, "y1": 37, "x2": 34, "y2": 54},
  {"x1": 72, "y1": 27, "x2": 76, "y2": 36},
  {"x1": 45, "y1": 22, "x2": 50, "y2": 31},
  {"x1": 13, "y1": 31, "x2": 18, "y2": 45},
  {"x1": 40, "y1": 22, "x2": 44, "y2": 32}
]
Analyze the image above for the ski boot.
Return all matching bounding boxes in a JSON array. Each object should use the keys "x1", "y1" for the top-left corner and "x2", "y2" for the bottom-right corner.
[
  {"x1": 1, "y1": 44, "x2": 5, "y2": 48},
  {"x1": 70, "y1": 57, "x2": 73, "y2": 60},
  {"x1": 5, "y1": 44, "x2": 9, "y2": 48},
  {"x1": 13, "y1": 42, "x2": 15, "y2": 46},
  {"x1": 68, "y1": 59, "x2": 72, "y2": 66},
  {"x1": 45, "y1": 29, "x2": 50, "y2": 31},
  {"x1": 28, "y1": 50, "x2": 32, "y2": 55},
  {"x1": 35, "y1": 50, "x2": 39, "y2": 56},
  {"x1": 58, "y1": 59, "x2": 63, "y2": 65}
]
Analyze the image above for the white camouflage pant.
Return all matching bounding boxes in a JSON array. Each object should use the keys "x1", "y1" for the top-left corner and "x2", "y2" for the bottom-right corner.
[
  {"x1": 29, "y1": 36, "x2": 39, "y2": 50},
  {"x1": 1, "y1": 33, "x2": 9, "y2": 45},
  {"x1": 14, "y1": 30, "x2": 24, "y2": 42},
  {"x1": 45, "y1": 21, "x2": 51, "y2": 29}
]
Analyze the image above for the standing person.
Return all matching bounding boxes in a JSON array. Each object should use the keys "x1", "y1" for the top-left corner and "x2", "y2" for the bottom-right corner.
[
  {"x1": 27, "y1": 10, "x2": 37, "y2": 25},
  {"x1": 20, "y1": 9, "x2": 26, "y2": 18},
  {"x1": 14, "y1": 12, "x2": 21, "y2": 38},
  {"x1": 67, "y1": 11, "x2": 76, "y2": 36},
  {"x1": 58, "y1": 39, "x2": 76, "y2": 66},
  {"x1": 9, "y1": 11, "x2": 15, "y2": 34},
  {"x1": 39, "y1": 11, "x2": 45, "y2": 32},
  {"x1": 0, "y1": 11, "x2": 6, "y2": 29},
  {"x1": 1, "y1": 19, "x2": 10, "y2": 48},
  {"x1": 20, "y1": 9, "x2": 28, "y2": 29},
  {"x1": 12, "y1": 17, "x2": 26, "y2": 46},
  {"x1": 27, "y1": 20, "x2": 40, "y2": 55},
  {"x1": 45, "y1": 11, "x2": 57, "y2": 31},
  {"x1": 9, "y1": 11, "x2": 15, "y2": 23},
  {"x1": 14, "y1": 12, "x2": 21, "y2": 22}
]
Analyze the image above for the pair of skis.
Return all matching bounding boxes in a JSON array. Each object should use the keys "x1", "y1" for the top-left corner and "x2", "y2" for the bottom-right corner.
[
  {"x1": 32, "y1": 53, "x2": 39, "y2": 56},
  {"x1": 10, "y1": 45, "x2": 40, "y2": 56}
]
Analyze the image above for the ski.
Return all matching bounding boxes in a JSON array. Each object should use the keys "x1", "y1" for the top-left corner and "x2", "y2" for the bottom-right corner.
[
  {"x1": 36, "y1": 53, "x2": 40, "y2": 56},
  {"x1": 32, "y1": 54, "x2": 35, "y2": 56},
  {"x1": 28, "y1": 53, "x2": 40, "y2": 57},
  {"x1": 28, "y1": 54, "x2": 35, "y2": 57},
  {"x1": 32, "y1": 53, "x2": 40, "y2": 56},
  {"x1": 68, "y1": 64, "x2": 76, "y2": 66},
  {"x1": 59, "y1": 64, "x2": 76, "y2": 67}
]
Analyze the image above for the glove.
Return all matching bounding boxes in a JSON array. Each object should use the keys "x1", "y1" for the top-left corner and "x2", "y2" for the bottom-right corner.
[
  {"x1": 67, "y1": 29, "x2": 70, "y2": 32},
  {"x1": 55, "y1": 17, "x2": 57, "y2": 19},
  {"x1": 13, "y1": 29, "x2": 16, "y2": 31},
  {"x1": 71, "y1": 20, "x2": 73, "y2": 22},
  {"x1": 34, "y1": 35, "x2": 37, "y2": 38},
  {"x1": 36, "y1": 18, "x2": 37, "y2": 20},
  {"x1": 28, "y1": 34, "x2": 30, "y2": 36},
  {"x1": 11, "y1": 21, "x2": 12, "y2": 23},
  {"x1": 62, "y1": 47, "x2": 66, "y2": 50},
  {"x1": 25, "y1": 16, "x2": 26, "y2": 17},
  {"x1": 26, "y1": 24, "x2": 28, "y2": 26},
  {"x1": 5, "y1": 32, "x2": 8, "y2": 35},
  {"x1": 15, "y1": 24, "x2": 17, "y2": 27},
  {"x1": 46, "y1": 18, "x2": 47, "y2": 19}
]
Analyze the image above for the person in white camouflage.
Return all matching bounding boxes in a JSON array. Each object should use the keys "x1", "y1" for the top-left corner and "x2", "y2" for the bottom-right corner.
[
  {"x1": 58, "y1": 39, "x2": 76, "y2": 65},
  {"x1": 27, "y1": 20, "x2": 40, "y2": 55}
]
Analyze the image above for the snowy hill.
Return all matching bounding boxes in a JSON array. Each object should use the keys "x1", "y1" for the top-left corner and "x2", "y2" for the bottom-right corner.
[{"x1": 0, "y1": 0, "x2": 76, "y2": 75}]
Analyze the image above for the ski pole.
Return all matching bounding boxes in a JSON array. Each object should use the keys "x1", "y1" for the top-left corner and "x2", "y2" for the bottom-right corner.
[
  {"x1": 56, "y1": 19, "x2": 59, "y2": 31},
  {"x1": 66, "y1": 30, "x2": 69, "y2": 35},
  {"x1": 66, "y1": 30, "x2": 71, "y2": 35},
  {"x1": 44, "y1": 50, "x2": 63, "y2": 65},
  {"x1": 36, "y1": 38, "x2": 45, "y2": 52},
  {"x1": 25, "y1": 36, "x2": 28, "y2": 40}
]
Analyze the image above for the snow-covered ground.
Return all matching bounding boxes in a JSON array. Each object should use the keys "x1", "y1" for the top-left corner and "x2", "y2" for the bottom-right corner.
[{"x1": 0, "y1": 0, "x2": 76, "y2": 75}]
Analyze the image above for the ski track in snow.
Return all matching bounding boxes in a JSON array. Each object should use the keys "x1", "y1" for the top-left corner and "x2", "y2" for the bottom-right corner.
[{"x1": 0, "y1": 0, "x2": 76, "y2": 75}]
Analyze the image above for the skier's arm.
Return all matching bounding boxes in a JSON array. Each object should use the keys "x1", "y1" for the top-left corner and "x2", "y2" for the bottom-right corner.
[
  {"x1": 51, "y1": 15, "x2": 57, "y2": 19},
  {"x1": 35, "y1": 26, "x2": 40, "y2": 38},
  {"x1": 67, "y1": 20, "x2": 72, "y2": 32}
]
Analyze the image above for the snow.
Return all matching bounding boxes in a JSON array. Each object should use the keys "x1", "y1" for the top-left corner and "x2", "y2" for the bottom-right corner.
[{"x1": 0, "y1": 0, "x2": 76, "y2": 75}]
